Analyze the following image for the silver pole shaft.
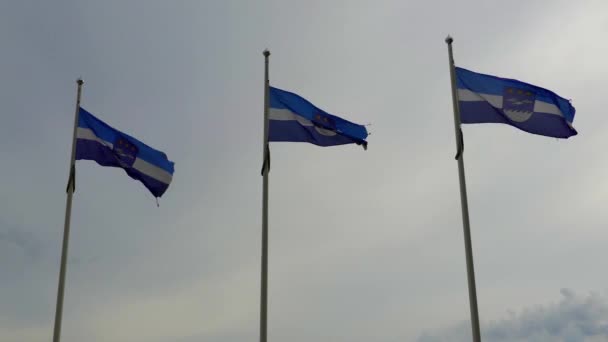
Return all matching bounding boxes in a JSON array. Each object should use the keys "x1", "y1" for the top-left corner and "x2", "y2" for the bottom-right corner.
[
  {"x1": 445, "y1": 36, "x2": 482, "y2": 342},
  {"x1": 52, "y1": 79, "x2": 83, "y2": 342},
  {"x1": 260, "y1": 49, "x2": 271, "y2": 342}
]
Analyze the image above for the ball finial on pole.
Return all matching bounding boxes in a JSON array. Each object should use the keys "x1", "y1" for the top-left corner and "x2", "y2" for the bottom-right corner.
[
  {"x1": 263, "y1": 49, "x2": 270, "y2": 57},
  {"x1": 445, "y1": 35, "x2": 453, "y2": 44}
]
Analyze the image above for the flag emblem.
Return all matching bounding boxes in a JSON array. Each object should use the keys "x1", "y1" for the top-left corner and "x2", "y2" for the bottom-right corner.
[
  {"x1": 113, "y1": 137, "x2": 138, "y2": 168},
  {"x1": 312, "y1": 112, "x2": 338, "y2": 136},
  {"x1": 503, "y1": 87, "x2": 535, "y2": 122}
]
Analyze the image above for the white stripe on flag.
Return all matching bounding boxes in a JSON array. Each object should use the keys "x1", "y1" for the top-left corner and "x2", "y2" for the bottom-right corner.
[
  {"x1": 133, "y1": 158, "x2": 173, "y2": 185},
  {"x1": 269, "y1": 108, "x2": 313, "y2": 126},
  {"x1": 457, "y1": 89, "x2": 503, "y2": 107},
  {"x1": 457, "y1": 89, "x2": 563, "y2": 117},
  {"x1": 76, "y1": 127, "x2": 114, "y2": 148},
  {"x1": 533, "y1": 101, "x2": 562, "y2": 116}
]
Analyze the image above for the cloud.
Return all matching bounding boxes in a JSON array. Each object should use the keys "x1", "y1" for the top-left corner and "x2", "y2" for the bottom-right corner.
[
  {"x1": 418, "y1": 289, "x2": 608, "y2": 342},
  {"x1": 0, "y1": 225, "x2": 44, "y2": 261}
]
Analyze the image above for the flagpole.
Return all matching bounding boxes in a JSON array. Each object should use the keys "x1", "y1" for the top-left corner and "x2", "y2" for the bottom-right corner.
[
  {"x1": 260, "y1": 49, "x2": 271, "y2": 342},
  {"x1": 52, "y1": 79, "x2": 83, "y2": 342},
  {"x1": 445, "y1": 36, "x2": 482, "y2": 342}
]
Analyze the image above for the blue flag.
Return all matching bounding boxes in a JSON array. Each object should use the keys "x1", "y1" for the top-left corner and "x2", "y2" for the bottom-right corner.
[
  {"x1": 456, "y1": 67, "x2": 577, "y2": 138},
  {"x1": 75, "y1": 108, "x2": 175, "y2": 197},
  {"x1": 269, "y1": 87, "x2": 368, "y2": 148}
]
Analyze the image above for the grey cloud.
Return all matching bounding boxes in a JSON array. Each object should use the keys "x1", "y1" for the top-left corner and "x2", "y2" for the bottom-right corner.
[
  {"x1": 0, "y1": 223, "x2": 99, "y2": 267},
  {"x1": 418, "y1": 289, "x2": 608, "y2": 342},
  {"x1": 0, "y1": 225, "x2": 44, "y2": 261},
  {"x1": 1, "y1": 1, "x2": 608, "y2": 341}
]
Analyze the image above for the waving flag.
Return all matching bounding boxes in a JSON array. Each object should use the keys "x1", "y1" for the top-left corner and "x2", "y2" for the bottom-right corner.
[
  {"x1": 269, "y1": 87, "x2": 368, "y2": 148},
  {"x1": 456, "y1": 67, "x2": 577, "y2": 138},
  {"x1": 75, "y1": 108, "x2": 174, "y2": 197}
]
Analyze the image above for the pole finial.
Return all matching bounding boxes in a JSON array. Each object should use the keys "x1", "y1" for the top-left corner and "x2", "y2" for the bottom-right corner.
[
  {"x1": 76, "y1": 78, "x2": 84, "y2": 86},
  {"x1": 263, "y1": 49, "x2": 270, "y2": 57},
  {"x1": 445, "y1": 35, "x2": 454, "y2": 44}
]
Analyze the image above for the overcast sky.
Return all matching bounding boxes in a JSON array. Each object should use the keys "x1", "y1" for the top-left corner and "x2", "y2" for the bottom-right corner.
[{"x1": 1, "y1": 1, "x2": 608, "y2": 341}]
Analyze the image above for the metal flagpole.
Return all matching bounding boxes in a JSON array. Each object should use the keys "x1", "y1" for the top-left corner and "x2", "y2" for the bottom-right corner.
[
  {"x1": 52, "y1": 79, "x2": 84, "y2": 342},
  {"x1": 445, "y1": 36, "x2": 482, "y2": 342},
  {"x1": 260, "y1": 49, "x2": 271, "y2": 342}
]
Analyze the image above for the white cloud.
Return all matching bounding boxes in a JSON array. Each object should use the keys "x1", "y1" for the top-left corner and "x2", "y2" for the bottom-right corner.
[{"x1": 419, "y1": 289, "x2": 608, "y2": 342}]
